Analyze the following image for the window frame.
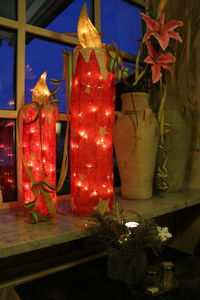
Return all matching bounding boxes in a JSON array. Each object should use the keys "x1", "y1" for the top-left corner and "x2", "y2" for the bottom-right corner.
[{"x1": 0, "y1": 0, "x2": 146, "y2": 210}]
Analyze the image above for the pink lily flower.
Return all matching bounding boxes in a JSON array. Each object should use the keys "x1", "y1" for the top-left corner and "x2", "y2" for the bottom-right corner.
[
  {"x1": 144, "y1": 41, "x2": 175, "y2": 83},
  {"x1": 141, "y1": 13, "x2": 183, "y2": 50}
]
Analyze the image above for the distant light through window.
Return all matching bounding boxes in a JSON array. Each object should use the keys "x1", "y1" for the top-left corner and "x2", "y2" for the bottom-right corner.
[{"x1": 0, "y1": 119, "x2": 17, "y2": 202}]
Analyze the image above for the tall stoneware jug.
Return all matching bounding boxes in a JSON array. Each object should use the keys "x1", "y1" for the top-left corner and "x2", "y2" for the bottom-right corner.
[
  {"x1": 114, "y1": 92, "x2": 159, "y2": 199},
  {"x1": 157, "y1": 85, "x2": 192, "y2": 192}
]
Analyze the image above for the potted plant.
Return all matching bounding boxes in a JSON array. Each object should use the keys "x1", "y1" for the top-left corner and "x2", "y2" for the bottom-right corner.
[
  {"x1": 108, "y1": 1, "x2": 183, "y2": 199},
  {"x1": 93, "y1": 207, "x2": 172, "y2": 287}
]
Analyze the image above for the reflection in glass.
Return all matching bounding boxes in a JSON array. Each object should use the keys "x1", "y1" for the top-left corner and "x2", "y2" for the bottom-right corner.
[
  {"x1": 0, "y1": 119, "x2": 17, "y2": 202},
  {"x1": 26, "y1": 0, "x2": 91, "y2": 32},
  {"x1": 0, "y1": 29, "x2": 16, "y2": 110},
  {"x1": 25, "y1": 35, "x2": 73, "y2": 113},
  {"x1": 56, "y1": 121, "x2": 70, "y2": 195},
  {"x1": 0, "y1": 0, "x2": 17, "y2": 20},
  {"x1": 101, "y1": 0, "x2": 142, "y2": 55}
]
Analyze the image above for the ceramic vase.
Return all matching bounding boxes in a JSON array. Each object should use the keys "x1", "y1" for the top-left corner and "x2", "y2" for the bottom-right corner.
[
  {"x1": 157, "y1": 85, "x2": 192, "y2": 192},
  {"x1": 114, "y1": 92, "x2": 159, "y2": 199}
]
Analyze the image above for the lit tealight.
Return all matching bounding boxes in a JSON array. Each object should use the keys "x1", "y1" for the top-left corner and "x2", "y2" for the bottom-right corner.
[{"x1": 125, "y1": 221, "x2": 139, "y2": 228}]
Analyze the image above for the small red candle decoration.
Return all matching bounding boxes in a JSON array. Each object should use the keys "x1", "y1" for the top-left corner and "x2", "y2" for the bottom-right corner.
[
  {"x1": 22, "y1": 72, "x2": 57, "y2": 222},
  {"x1": 70, "y1": 4, "x2": 115, "y2": 215}
]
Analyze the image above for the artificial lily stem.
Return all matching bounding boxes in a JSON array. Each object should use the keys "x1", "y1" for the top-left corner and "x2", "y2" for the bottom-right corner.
[{"x1": 158, "y1": 81, "x2": 167, "y2": 144}]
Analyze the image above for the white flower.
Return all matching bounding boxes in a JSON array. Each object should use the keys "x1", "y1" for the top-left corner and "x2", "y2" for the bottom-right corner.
[{"x1": 157, "y1": 226, "x2": 172, "y2": 242}]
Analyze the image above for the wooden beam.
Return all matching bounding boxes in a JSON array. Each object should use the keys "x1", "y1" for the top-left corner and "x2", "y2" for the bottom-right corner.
[
  {"x1": 93, "y1": 0, "x2": 101, "y2": 32},
  {"x1": 0, "y1": 17, "x2": 18, "y2": 30},
  {"x1": 128, "y1": 0, "x2": 145, "y2": 7},
  {"x1": 16, "y1": 0, "x2": 26, "y2": 202},
  {"x1": 0, "y1": 111, "x2": 17, "y2": 119},
  {"x1": 26, "y1": 24, "x2": 78, "y2": 46}
]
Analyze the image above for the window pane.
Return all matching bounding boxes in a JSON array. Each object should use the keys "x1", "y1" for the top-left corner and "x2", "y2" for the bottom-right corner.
[
  {"x1": 101, "y1": 0, "x2": 142, "y2": 55},
  {"x1": 26, "y1": 0, "x2": 91, "y2": 32},
  {"x1": 0, "y1": 0, "x2": 17, "y2": 20},
  {"x1": 0, "y1": 28, "x2": 16, "y2": 110},
  {"x1": 25, "y1": 34, "x2": 73, "y2": 113},
  {"x1": 0, "y1": 119, "x2": 17, "y2": 202},
  {"x1": 56, "y1": 121, "x2": 70, "y2": 195}
]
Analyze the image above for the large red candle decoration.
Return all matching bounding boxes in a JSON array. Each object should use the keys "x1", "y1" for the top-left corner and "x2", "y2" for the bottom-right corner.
[
  {"x1": 22, "y1": 72, "x2": 57, "y2": 220},
  {"x1": 70, "y1": 4, "x2": 115, "y2": 215}
]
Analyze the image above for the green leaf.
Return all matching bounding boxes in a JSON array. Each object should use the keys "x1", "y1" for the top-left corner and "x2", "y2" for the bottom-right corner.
[
  {"x1": 145, "y1": 9, "x2": 157, "y2": 19},
  {"x1": 49, "y1": 99, "x2": 59, "y2": 104},
  {"x1": 122, "y1": 68, "x2": 129, "y2": 78},
  {"x1": 30, "y1": 211, "x2": 40, "y2": 224},
  {"x1": 116, "y1": 70, "x2": 122, "y2": 81},
  {"x1": 25, "y1": 199, "x2": 36, "y2": 210},
  {"x1": 109, "y1": 50, "x2": 117, "y2": 59},
  {"x1": 105, "y1": 43, "x2": 112, "y2": 50},
  {"x1": 108, "y1": 58, "x2": 115, "y2": 73},
  {"x1": 117, "y1": 55, "x2": 122, "y2": 65},
  {"x1": 41, "y1": 215, "x2": 51, "y2": 222},
  {"x1": 50, "y1": 79, "x2": 63, "y2": 85},
  {"x1": 50, "y1": 86, "x2": 60, "y2": 95}
]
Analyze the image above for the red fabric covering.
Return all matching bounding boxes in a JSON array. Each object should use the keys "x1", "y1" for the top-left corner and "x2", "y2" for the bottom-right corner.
[
  {"x1": 22, "y1": 105, "x2": 56, "y2": 216},
  {"x1": 70, "y1": 50, "x2": 115, "y2": 215}
]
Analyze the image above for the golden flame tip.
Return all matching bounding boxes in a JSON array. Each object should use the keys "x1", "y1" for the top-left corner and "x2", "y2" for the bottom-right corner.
[
  {"x1": 41, "y1": 71, "x2": 47, "y2": 79},
  {"x1": 77, "y1": 3, "x2": 102, "y2": 48},
  {"x1": 32, "y1": 71, "x2": 50, "y2": 104}
]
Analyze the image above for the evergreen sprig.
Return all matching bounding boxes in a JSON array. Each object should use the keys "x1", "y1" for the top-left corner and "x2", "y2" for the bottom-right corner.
[{"x1": 93, "y1": 208, "x2": 165, "y2": 257}]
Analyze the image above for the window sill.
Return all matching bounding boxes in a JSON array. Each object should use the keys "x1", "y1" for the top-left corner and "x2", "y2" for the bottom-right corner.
[{"x1": 0, "y1": 188, "x2": 200, "y2": 259}]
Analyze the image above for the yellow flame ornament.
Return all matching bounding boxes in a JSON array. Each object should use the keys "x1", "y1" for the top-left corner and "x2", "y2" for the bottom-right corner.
[
  {"x1": 32, "y1": 71, "x2": 50, "y2": 105},
  {"x1": 77, "y1": 3, "x2": 102, "y2": 48}
]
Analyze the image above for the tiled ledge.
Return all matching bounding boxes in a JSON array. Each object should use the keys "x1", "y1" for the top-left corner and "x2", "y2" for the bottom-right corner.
[
  {"x1": 116, "y1": 188, "x2": 200, "y2": 220},
  {"x1": 0, "y1": 188, "x2": 200, "y2": 259}
]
